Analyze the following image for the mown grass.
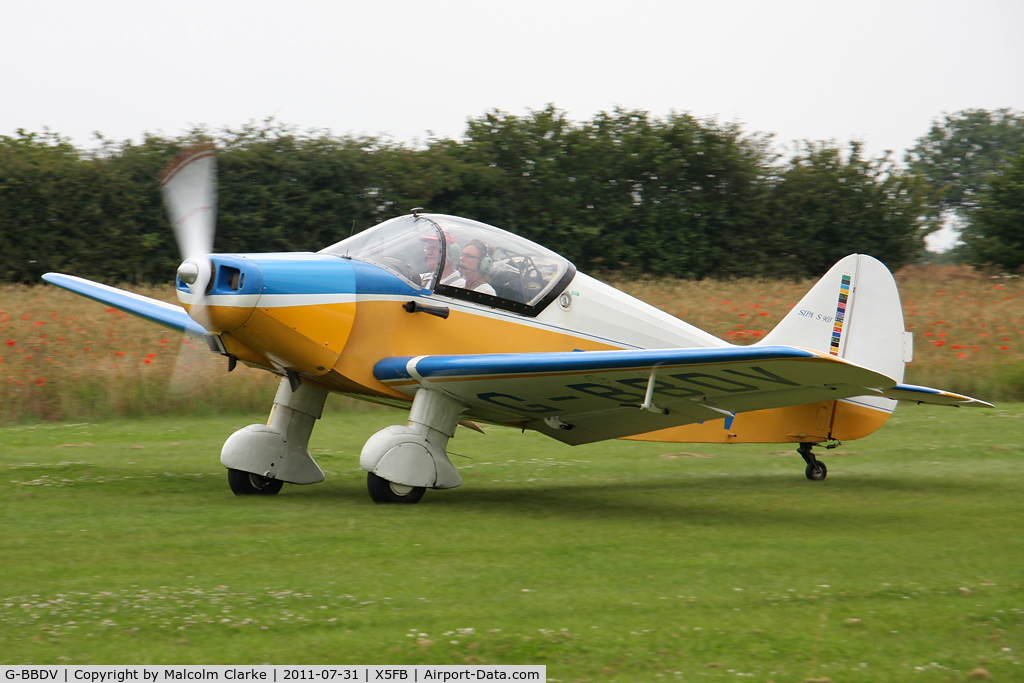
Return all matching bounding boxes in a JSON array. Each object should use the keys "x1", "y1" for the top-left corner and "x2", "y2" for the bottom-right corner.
[
  {"x1": 2, "y1": 264, "x2": 1022, "y2": 422},
  {"x1": 1, "y1": 404, "x2": 1021, "y2": 680}
]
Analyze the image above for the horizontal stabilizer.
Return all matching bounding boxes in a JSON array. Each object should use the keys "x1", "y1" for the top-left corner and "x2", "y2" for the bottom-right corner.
[
  {"x1": 42, "y1": 273, "x2": 208, "y2": 337},
  {"x1": 880, "y1": 383, "x2": 994, "y2": 408}
]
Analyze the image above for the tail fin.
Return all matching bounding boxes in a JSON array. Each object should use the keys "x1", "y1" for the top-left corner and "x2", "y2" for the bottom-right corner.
[
  {"x1": 758, "y1": 254, "x2": 910, "y2": 382},
  {"x1": 758, "y1": 255, "x2": 912, "y2": 441}
]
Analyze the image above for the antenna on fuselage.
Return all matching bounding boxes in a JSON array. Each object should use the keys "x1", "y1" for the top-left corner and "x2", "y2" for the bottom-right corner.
[
  {"x1": 411, "y1": 207, "x2": 423, "y2": 218},
  {"x1": 344, "y1": 220, "x2": 355, "y2": 259}
]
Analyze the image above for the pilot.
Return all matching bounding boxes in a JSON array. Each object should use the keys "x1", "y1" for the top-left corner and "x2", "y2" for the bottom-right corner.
[
  {"x1": 420, "y1": 233, "x2": 465, "y2": 290},
  {"x1": 459, "y1": 239, "x2": 497, "y2": 296}
]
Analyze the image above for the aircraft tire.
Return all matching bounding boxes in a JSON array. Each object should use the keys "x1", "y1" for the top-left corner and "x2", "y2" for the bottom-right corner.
[
  {"x1": 227, "y1": 468, "x2": 284, "y2": 495},
  {"x1": 367, "y1": 472, "x2": 425, "y2": 504},
  {"x1": 805, "y1": 461, "x2": 828, "y2": 481}
]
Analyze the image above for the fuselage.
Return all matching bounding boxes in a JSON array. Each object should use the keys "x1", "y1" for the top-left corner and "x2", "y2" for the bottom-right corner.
[{"x1": 178, "y1": 213, "x2": 891, "y2": 444}]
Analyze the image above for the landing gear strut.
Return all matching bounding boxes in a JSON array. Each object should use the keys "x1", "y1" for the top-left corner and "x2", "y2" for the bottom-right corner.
[{"x1": 798, "y1": 442, "x2": 827, "y2": 481}]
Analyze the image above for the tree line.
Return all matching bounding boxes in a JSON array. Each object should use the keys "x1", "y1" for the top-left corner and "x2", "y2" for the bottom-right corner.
[{"x1": 2, "y1": 106, "x2": 1021, "y2": 285}]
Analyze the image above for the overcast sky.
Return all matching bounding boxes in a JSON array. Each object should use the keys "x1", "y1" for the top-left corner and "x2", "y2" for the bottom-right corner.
[{"x1": 4, "y1": 0, "x2": 1024, "y2": 248}]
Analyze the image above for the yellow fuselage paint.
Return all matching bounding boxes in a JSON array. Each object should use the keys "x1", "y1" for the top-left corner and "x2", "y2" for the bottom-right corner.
[
  {"x1": 333, "y1": 300, "x2": 618, "y2": 398},
  {"x1": 622, "y1": 398, "x2": 890, "y2": 444},
  {"x1": 201, "y1": 296, "x2": 893, "y2": 444},
  {"x1": 828, "y1": 400, "x2": 892, "y2": 441}
]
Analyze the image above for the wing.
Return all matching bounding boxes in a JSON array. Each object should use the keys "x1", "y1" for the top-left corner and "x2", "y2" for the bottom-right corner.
[
  {"x1": 375, "y1": 345, "x2": 908, "y2": 445},
  {"x1": 879, "y1": 383, "x2": 993, "y2": 408},
  {"x1": 42, "y1": 273, "x2": 208, "y2": 337}
]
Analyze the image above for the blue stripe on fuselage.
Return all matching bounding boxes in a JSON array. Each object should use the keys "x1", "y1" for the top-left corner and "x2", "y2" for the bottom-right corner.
[{"x1": 205, "y1": 254, "x2": 422, "y2": 298}]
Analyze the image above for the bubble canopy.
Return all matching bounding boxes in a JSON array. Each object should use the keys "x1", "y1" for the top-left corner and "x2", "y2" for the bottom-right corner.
[{"x1": 320, "y1": 214, "x2": 576, "y2": 316}]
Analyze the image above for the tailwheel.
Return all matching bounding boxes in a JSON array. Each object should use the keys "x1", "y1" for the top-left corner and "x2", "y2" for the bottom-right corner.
[
  {"x1": 797, "y1": 442, "x2": 827, "y2": 481},
  {"x1": 227, "y1": 468, "x2": 284, "y2": 495},
  {"x1": 804, "y1": 460, "x2": 828, "y2": 481},
  {"x1": 367, "y1": 472, "x2": 425, "y2": 504}
]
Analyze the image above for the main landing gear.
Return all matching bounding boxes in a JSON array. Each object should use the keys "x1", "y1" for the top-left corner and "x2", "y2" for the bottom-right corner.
[
  {"x1": 798, "y1": 442, "x2": 827, "y2": 481},
  {"x1": 221, "y1": 377, "x2": 329, "y2": 495},
  {"x1": 360, "y1": 387, "x2": 466, "y2": 504}
]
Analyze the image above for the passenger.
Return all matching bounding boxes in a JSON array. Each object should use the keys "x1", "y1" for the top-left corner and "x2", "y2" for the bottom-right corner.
[
  {"x1": 458, "y1": 239, "x2": 497, "y2": 296},
  {"x1": 420, "y1": 233, "x2": 465, "y2": 290}
]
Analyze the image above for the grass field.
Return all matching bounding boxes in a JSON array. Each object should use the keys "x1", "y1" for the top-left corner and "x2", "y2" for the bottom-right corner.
[{"x1": 1, "y1": 403, "x2": 1021, "y2": 680}]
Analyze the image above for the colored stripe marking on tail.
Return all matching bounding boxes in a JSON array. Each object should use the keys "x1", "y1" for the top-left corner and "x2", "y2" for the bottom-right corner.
[{"x1": 830, "y1": 273, "x2": 852, "y2": 356}]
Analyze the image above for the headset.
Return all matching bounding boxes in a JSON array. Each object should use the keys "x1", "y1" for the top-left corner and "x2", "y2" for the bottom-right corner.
[{"x1": 447, "y1": 241, "x2": 462, "y2": 263}]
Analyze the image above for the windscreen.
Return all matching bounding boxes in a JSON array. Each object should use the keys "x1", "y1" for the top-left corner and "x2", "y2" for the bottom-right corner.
[
  {"x1": 320, "y1": 215, "x2": 441, "y2": 288},
  {"x1": 321, "y1": 213, "x2": 574, "y2": 314}
]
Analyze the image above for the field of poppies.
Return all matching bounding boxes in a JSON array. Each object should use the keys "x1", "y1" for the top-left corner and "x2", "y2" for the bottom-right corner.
[
  {"x1": 0, "y1": 284, "x2": 279, "y2": 422},
  {"x1": 1, "y1": 264, "x2": 1021, "y2": 422}
]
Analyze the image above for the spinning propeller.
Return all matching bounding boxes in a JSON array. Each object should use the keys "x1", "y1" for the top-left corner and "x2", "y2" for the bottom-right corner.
[
  {"x1": 159, "y1": 143, "x2": 217, "y2": 330},
  {"x1": 159, "y1": 144, "x2": 220, "y2": 396}
]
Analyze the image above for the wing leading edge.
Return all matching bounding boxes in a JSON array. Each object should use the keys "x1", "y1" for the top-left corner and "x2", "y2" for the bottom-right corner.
[
  {"x1": 375, "y1": 346, "x2": 904, "y2": 445},
  {"x1": 42, "y1": 273, "x2": 208, "y2": 337}
]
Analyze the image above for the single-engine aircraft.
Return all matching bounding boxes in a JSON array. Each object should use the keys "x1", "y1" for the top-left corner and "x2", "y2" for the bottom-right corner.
[{"x1": 42, "y1": 146, "x2": 991, "y2": 503}]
